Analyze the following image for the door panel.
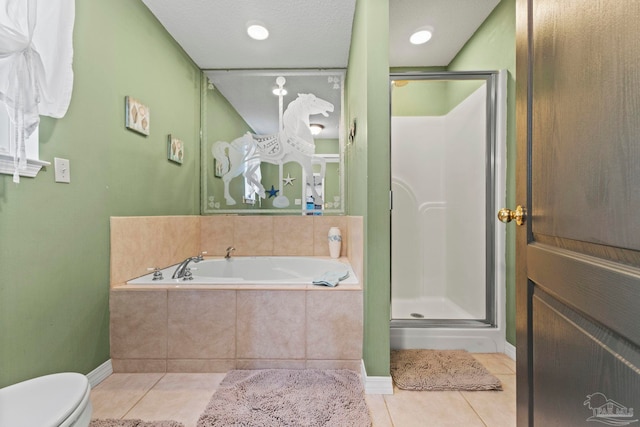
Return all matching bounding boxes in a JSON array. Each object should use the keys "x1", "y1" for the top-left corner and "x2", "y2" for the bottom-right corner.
[
  {"x1": 532, "y1": 290, "x2": 640, "y2": 427},
  {"x1": 516, "y1": 0, "x2": 640, "y2": 425},
  {"x1": 531, "y1": 0, "x2": 640, "y2": 251},
  {"x1": 528, "y1": 244, "x2": 640, "y2": 345}
]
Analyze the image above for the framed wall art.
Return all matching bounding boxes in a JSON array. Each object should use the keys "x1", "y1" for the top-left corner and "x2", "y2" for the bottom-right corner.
[
  {"x1": 167, "y1": 134, "x2": 184, "y2": 164},
  {"x1": 125, "y1": 96, "x2": 150, "y2": 135}
]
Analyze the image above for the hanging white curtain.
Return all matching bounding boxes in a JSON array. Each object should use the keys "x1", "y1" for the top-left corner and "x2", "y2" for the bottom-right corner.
[{"x1": 0, "y1": 0, "x2": 75, "y2": 183}]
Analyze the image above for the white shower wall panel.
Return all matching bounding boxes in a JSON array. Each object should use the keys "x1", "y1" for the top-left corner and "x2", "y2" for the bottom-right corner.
[
  {"x1": 391, "y1": 117, "x2": 446, "y2": 304},
  {"x1": 420, "y1": 203, "x2": 446, "y2": 297},
  {"x1": 391, "y1": 117, "x2": 445, "y2": 202},
  {"x1": 444, "y1": 85, "x2": 487, "y2": 319},
  {"x1": 390, "y1": 180, "x2": 424, "y2": 301}
]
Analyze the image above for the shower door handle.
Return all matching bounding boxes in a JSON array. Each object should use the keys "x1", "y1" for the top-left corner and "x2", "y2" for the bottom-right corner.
[{"x1": 497, "y1": 205, "x2": 526, "y2": 226}]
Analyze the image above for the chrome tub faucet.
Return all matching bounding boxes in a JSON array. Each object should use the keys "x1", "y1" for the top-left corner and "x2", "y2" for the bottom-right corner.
[{"x1": 172, "y1": 251, "x2": 207, "y2": 279}]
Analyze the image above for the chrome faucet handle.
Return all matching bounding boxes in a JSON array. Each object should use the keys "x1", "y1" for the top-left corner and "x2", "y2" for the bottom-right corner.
[
  {"x1": 182, "y1": 267, "x2": 193, "y2": 281},
  {"x1": 197, "y1": 251, "x2": 208, "y2": 260},
  {"x1": 225, "y1": 246, "x2": 236, "y2": 259},
  {"x1": 147, "y1": 267, "x2": 163, "y2": 281}
]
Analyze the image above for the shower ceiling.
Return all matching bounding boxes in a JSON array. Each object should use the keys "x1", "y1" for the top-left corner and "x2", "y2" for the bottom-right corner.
[{"x1": 141, "y1": 0, "x2": 500, "y2": 134}]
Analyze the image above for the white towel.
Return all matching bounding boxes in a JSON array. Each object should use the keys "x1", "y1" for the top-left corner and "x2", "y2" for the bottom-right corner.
[{"x1": 312, "y1": 270, "x2": 349, "y2": 287}]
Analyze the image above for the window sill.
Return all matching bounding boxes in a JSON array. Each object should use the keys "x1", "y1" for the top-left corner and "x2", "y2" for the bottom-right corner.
[{"x1": 0, "y1": 154, "x2": 50, "y2": 178}]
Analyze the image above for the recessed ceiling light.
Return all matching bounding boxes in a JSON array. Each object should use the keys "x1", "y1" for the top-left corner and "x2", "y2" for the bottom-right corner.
[
  {"x1": 410, "y1": 27, "x2": 433, "y2": 45},
  {"x1": 247, "y1": 23, "x2": 269, "y2": 41},
  {"x1": 309, "y1": 124, "x2": 324, "y2": 135}
]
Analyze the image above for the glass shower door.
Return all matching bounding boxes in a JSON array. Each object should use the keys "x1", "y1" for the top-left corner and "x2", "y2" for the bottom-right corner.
[{"x1": 390, "y1": 72, "x2": 501, "y2": 326}]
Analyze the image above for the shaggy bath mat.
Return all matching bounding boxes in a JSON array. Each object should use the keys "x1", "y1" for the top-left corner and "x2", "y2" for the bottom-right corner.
[
  {"x1": 390, "y1": 349, "x2": 502, "y2": 391},
  {"x1": 196, "y1": 369, "x2": 371, "y2": 427},
  {"x1": 90, "y1": 420, "x2": 184, "y2": 427}
]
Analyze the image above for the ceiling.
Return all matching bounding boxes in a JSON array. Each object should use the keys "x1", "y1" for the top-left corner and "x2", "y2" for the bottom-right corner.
[{"x1": 141, "y1": 0, "x2": 500, "y2": 137}]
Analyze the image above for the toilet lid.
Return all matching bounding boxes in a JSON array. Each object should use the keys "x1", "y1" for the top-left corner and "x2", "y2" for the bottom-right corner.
[{"x1": 0, "y1": 372, "x2": 90, "y2": 427}]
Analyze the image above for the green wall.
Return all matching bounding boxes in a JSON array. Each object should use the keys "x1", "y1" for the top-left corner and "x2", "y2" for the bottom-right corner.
[
  {"x1": 0, "y1": 0, "x2": 201, "y2": 387},
  {"x1": 346, "y1": 0, "x2": 391, "y2": 377},
  {"x1": 448, "y1": 0, "x2": 516, "y2": 345},
  {"x1": 350, "y1": 0, "x2": 515, "y2": 378},
  {"x1": 391, "y1": 80, "x2": 450, "y2": 116}
]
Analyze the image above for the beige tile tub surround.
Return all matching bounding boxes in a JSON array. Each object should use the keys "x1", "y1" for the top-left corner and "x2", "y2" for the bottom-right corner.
[
  {"x1": 199, "y1": 215, "x2": 352, "y2": 259},
  {"x1": 110, "y1": 215, "x2": 360, "y2": 287},
  {"x1": 109, "y1": 215, "x2": 364, "y2": 372},
  {"x1": 236, "y1": 290, "x2": 307, "y2": 359},
  {"x1": 110, "y1": 216, "x2": 200, "y2": 286},
  {"x1": 110, "y1": 287, "x2": 363, "y2": 373}
]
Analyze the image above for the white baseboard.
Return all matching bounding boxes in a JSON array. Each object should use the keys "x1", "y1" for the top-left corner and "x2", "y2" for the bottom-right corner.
[
  {"x1": 361, "y1": 360, "x2": 393, "y2": 395},
  {"x1": 504, "y1": 342, "x2": 516, "y2": 361},
  {"x1": 87, "y1": 359, "x2": 113, "y2": 388}
]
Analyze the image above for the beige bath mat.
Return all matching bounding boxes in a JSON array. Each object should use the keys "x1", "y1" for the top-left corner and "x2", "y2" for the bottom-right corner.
[
  {"x1": 90, "y1": 420, "x2": 184, "y2": 427},
  {"x1": 390, "y1": 349, "x2": 502, "y2": 391},
  {"x1": 196, "y1": 369, "x2": 371, "y2": 427}
]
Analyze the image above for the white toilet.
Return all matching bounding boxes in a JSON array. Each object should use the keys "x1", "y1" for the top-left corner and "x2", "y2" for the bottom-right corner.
[{"x1": 0, "y1": 372, "x2": 92, "y2": 427}]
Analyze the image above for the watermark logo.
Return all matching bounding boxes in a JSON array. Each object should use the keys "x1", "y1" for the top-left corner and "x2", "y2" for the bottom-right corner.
[{"x1": 584, "y1": 392, "x2": 638, "y2": 426}]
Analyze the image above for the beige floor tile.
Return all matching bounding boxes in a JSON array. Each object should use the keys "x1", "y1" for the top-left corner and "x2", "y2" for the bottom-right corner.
[
  {"x1": 495, "y1": 353, "x2": 516, "y2": 373},
  {"x1": 461, "y1": 374, "x2": 516, "y2": 427},
  {"x1": 90, "y1": 370, "x2": 517, "y2": 427},
  {"x1": 365, "y1": 394, "x2": 393, "y2": 427},
  {"x1": 384, "y1": 388, "x2": 486, "y2": 427},
  {"x1": 153, "y1": 373, "x2": 227, "y2": 391},
  {"x1": 90, "y1": 373, "x2": 164, "y2": 419},
  {"x1": 123, "y1": 374, "x2": 224, "y2": 427},
  {"x1": 472, "y1": 353, "x2": 516, "y2": 375},
  {"x1": 124, "y1": 389, "x2": 213, "y2": 427}
]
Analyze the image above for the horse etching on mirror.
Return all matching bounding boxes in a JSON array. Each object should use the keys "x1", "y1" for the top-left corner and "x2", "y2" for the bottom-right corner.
[{"x1": 211, "y1": 93, "x2": 334, "y2": 206}]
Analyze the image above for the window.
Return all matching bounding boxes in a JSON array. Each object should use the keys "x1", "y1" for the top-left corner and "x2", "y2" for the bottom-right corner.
[{"x1": 0, "y1": 109, "x2": 48, "y2": 178}]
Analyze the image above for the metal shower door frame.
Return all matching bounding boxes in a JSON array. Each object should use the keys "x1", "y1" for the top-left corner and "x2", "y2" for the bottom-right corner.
[{"x1": 389, "y1": 70, "x2": 502, "y2": 329}]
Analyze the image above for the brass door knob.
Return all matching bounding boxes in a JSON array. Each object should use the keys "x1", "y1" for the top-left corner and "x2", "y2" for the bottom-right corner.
[{"x1": 497, "y1": 205, "x2": 526, "y2": 226}]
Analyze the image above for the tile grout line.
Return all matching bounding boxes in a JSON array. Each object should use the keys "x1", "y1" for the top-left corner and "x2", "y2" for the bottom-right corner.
[
  {"x1": 459, "y1": 390, "x2": 489, "y2": 427},
  {"x1": 121, "y1": 373, "x2": 167, "y2": 420},
  {"x1": 382, "y1": 392, "x2": 397, "y2": 427},
  {"x1": 165, "y1": 289, "x2": 169, "y2": 371}
]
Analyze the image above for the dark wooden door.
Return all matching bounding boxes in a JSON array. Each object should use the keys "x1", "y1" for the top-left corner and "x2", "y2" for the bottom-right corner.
[{"x1": 515, "y1": 0, "x2": 640, "y2": 425}]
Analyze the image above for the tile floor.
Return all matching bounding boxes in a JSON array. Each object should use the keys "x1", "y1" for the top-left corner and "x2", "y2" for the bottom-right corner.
[{"x1": 90, "y1": 353, "x2": 516, "y2": 427}]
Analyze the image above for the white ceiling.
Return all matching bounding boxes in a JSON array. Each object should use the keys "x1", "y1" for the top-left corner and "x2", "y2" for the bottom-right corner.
[
  {"x1": 141, "y1": 0, "x2": 501, "y2": 136},
  {"x1": 140, "y1": 0, "x2": 356, "y2": 69},
  {"x1": 389, "y1": 0, "x2": 500, "y2": 67}
]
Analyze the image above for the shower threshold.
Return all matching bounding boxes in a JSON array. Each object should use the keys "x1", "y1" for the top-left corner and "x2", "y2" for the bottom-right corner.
[
  {"x1": 390, "y1": 318, "x2": 494, "y2": 328},
  {"x1": 391, "y1": 296, "x2": 480, "y2": 320}
]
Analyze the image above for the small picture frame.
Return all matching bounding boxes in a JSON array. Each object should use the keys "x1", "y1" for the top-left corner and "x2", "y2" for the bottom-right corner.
[
  {"x1": 167, "y1": 134, "x2": 184, "y2": 164},
  {"x1": 125, "y1": 96, "x2": 150, "y2": 135}
]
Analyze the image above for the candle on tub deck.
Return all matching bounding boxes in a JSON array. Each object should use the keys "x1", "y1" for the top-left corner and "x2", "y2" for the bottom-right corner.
[{"x1": 327, "y1": 227, "x2": 342, "y2": 258}]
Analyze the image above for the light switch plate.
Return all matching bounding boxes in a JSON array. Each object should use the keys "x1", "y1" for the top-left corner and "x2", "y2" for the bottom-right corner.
[{"x1": 54, "y1": 157, "x2": 70, "y2": 183}]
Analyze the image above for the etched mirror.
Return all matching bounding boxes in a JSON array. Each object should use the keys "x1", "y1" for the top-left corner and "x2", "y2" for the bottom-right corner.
[{"x1": 201, "y1": 69, "x2": 345, "y2": 215}]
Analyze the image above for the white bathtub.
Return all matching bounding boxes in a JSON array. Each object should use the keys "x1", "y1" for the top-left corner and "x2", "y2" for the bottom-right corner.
[{"x1": 127, "y1": 256, "x2": 358, "y2": 286}]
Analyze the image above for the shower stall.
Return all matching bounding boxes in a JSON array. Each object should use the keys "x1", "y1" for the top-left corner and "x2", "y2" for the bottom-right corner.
[{"x1": 389, "y1": 71, "x2": 507, "y2": 353}]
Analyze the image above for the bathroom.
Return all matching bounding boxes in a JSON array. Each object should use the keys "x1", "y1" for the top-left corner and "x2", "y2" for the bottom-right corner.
[{"x1": 0, "y1": 0, "x2": 516, "y2": 425}]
